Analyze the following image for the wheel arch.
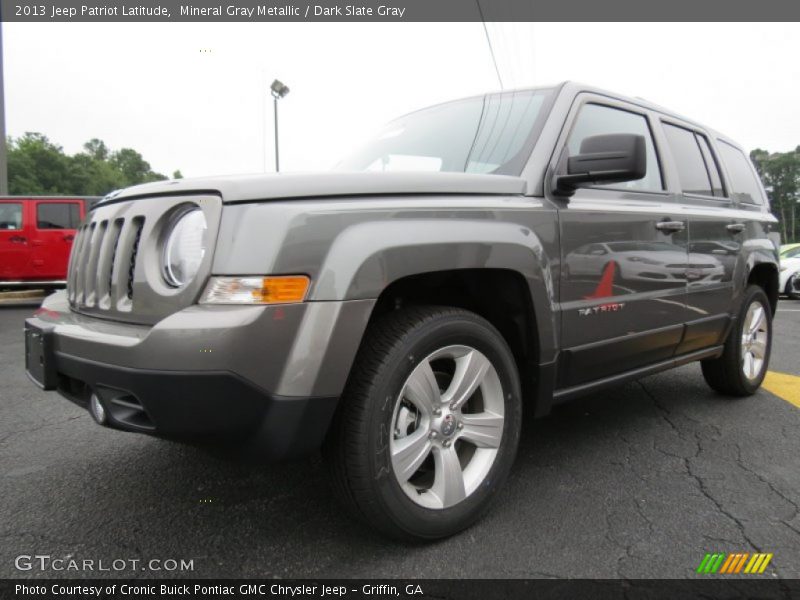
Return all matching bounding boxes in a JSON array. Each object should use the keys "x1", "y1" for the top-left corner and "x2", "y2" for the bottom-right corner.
[
  {"x1": 747, "y1": 262, "x2": 779, "y2": 314},
  {"x1": 310, "y1": 218, "x2": 558, "y2": 359},
  {"x1": 359, "y1": 268, "x2": 546, "y2": 415}
]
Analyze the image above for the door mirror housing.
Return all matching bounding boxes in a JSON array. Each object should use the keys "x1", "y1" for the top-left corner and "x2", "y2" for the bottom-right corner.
[{"x1": 554, "y1": 133, "x2": 647, "y2": 196}]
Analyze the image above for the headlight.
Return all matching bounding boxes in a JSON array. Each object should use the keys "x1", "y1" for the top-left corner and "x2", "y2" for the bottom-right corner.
[
  {"x1": 163, "y1": 208, "x2": 207, "y2": 287},
  {"x1": 201, "y1": 276, "x2": 310, "y2": 304},
  {"x1": 627, "y1": 256, "x2": 661, "y2": 265}
]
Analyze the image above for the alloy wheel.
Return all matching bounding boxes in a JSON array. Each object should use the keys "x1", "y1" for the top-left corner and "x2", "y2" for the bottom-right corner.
[
  {"x1": 741, "y1": 300, "x2": 768, "y2": 381},
  {"x1": 389, "y1": 345, "x2": 505, "y2": 510}
]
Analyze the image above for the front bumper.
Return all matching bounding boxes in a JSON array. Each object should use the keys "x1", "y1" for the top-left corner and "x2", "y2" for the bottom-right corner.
[
  {"x1": 780, "y1": 269, "x2": 799, "y2": 294},
  {"x1": 52, "y1": 350, "x2": 338, "y2": 458},
  {"x1": 26, "y1": 291, "x2": 374, "y2": 459}
]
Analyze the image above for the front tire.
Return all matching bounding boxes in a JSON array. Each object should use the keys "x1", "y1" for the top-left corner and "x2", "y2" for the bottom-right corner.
[
  {"x1": 786, "y1": 272, "x2": 800, "y2": 300},
  {"x1": 701, "y1": 285, "x2": 772, "y2": 396},
  {"x1": 323, "y1": 306, "x2": 522, "y2": 541}
]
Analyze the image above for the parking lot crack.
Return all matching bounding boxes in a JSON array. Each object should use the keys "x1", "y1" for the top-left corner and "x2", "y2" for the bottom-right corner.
[
  {"x1": 638, "y1": 381, "x2": 764, "y2": 558},
  {"x1": 734, "y1": 443, "x2": 799, "y2": 513},
  {"x1": 733, "y1": 443, "x2": 800, "y2": 545},
  {"x1": 685, "y1": 452, "x2": 762, "y2": 550},
  {"x1": 0, "y1": 415, "x2": 83, "y2": 446},
  {"x1": 603, "y1": 501, "x2": 647, "y2": 580},
  {"x1": 637, "y1": 381, "x2": 686, "y2": 440},
  {"x1": 614, "y1": 433, "x2": 649, "y2": 485}
]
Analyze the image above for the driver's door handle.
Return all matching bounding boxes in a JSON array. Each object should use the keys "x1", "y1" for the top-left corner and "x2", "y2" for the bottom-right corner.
[
  {"x1": 9, "y1": 235, "x2": 26, "y2": 244},
  {"x1": 726, "y1": 222, "x2": 746, "y2": 233},
  {"x1": 655, "y1": 220, "x2": 685, "y2": 233}
]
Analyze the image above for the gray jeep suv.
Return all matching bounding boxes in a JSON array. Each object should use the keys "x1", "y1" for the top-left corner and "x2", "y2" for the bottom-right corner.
[{"x1": 24, "y1": 82, "x2": 779, "y2": 540}]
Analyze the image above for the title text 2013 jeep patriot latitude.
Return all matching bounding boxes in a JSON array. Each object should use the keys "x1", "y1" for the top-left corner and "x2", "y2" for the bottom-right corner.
[{"x1": 25, "y1": 83, "x2": 779, "y2": 540}]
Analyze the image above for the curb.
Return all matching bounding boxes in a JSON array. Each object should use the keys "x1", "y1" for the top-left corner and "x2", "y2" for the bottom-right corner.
[
  {"x1": 0, "y1": 290, "x2": 47, "y2": 306},
  {"x1": 0, "y1": 289, "x2": 46, "y2": 299}
]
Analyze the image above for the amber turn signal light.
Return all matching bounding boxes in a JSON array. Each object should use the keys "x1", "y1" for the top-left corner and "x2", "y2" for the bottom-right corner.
[
  {"x1": 200, "y1": 276, "x2": 310, "y2": 305},
  {"x1": 251, "y1": 276, "x2": 309, "y2": 303}
]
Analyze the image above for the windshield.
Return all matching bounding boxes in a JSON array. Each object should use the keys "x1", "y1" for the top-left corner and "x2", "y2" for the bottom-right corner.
[{"x1": 336, "y1": 88, "x2": 555, "y2": 176}]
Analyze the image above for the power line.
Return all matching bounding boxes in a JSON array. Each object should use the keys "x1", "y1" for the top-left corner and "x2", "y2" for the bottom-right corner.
[{"x1": 476, "y1": 1, "x2": 503, "y2": 90}]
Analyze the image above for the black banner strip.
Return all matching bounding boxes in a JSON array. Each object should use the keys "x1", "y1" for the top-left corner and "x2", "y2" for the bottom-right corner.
[
  {"x1": 3, "y1": 0, "x2": 800, "y2": 22},
  {"x1": 3, "y1": 579, "x2": 800, "y2": 600}
]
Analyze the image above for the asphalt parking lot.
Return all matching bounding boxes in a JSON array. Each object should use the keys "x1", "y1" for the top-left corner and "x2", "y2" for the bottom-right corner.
[{"x1": 1, "y1": 301, "x2": 799, "y2": 580}]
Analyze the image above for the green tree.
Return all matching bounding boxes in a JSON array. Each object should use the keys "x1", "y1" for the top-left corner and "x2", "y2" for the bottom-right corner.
[
  {"x1": 7, "y1": 133, "x2": 178, "y2": 196},
  {"x1": 109, "y1": 147, "x2": 165, "y2": 187},
  {"x1": 83, "y1": 138, "x2": 110, "y2": 161},
  {"x1": 70, "y1": 151, "x2": 126, "y2": 196},
  {"x1": 751, "y1": 147, "x2": 800, "y2": 244},
  {"x1": 8, "y1": 133, "x2": 73, "y2": 194}
]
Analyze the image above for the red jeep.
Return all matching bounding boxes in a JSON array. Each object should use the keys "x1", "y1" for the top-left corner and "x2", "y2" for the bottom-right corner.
[{"x1": 0, "y1": 197, "x2": 97, "y2": 289}]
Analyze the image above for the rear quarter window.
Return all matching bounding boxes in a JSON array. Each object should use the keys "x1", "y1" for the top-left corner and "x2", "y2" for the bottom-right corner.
[{"x1": 717, "y1": 141, "x2": 766, "y2": 205}]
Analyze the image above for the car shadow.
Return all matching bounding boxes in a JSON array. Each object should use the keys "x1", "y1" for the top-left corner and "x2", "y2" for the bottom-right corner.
[{"x1": 7, "y1": 364, "x2": 763, "y2": 578}]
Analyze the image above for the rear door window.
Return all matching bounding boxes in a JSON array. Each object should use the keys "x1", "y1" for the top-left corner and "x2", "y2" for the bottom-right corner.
[
  {"x1": 662, "y1": 123, "x2": 722, "y2": 197},
  {"x1": 37, "y1": 202, "x2": 82, "y2": 229},
  {"x1": 717, "y1": 141, "x2": 766, "y2": 205},
  {"x1": 0, "y1": 203, "x2": 23, "y2": 230}
]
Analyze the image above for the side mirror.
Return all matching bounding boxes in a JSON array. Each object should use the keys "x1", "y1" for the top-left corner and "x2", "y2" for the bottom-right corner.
[{"x1": 554, "y1": 133, "x2": 647, "y2": 196}]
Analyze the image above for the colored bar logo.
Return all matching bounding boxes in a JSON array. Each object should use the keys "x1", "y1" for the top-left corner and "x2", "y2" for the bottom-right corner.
[{"x1": 696, "y1": 552, "x2": 773, "y2": 574}]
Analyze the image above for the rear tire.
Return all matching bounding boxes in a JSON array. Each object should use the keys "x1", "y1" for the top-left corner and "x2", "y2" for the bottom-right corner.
[
  {"x1": 701, "y1": 285, "x2": 772, "y2": 396},
  {"x1": 323, "y1": 306, "x2": 522, "y2": 541}
]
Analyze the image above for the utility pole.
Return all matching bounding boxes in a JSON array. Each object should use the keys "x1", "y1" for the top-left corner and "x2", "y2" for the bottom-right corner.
[{"x1": 0, "y1": 22, "x2": 8, "y2": 195}]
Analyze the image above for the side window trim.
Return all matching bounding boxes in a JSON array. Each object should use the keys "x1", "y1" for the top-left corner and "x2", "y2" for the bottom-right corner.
[
  {"x1": 551, "y1": 96, "x2": 669, "y2": 197},
  {"x1": 684, "y1": 134, "x2": 730, "y2": 202},
  {"x1": 693, "y1": 135, "x2": 729, "y2": 201},
  {"x1": 694, "y1": 134, "x2": 728, "y2": 200}
]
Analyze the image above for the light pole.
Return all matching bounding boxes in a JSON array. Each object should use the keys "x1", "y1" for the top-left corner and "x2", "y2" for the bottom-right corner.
[
  {"x1": 270, "y1": 79, "x2": 289, "y2": 172},
  {"x1": 0, "y1": 23, "x2": 8, "y2": 195}
]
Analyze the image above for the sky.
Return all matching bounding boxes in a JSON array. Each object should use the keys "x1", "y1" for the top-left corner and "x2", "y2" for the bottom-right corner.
[{"x1": 4, "y1": 22, "x2": 799, "y2": 178}]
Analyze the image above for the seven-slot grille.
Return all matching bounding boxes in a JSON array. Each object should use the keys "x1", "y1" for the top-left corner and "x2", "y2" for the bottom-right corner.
[{"x1": 67, "y1": 216, "x2": 145, "y2": 310}]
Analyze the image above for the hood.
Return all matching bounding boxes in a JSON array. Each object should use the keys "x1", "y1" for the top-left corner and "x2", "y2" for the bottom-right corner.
[
  {"x1": 103, "y1": 171, "x2": 529, "y2": 204},
  {"x1": 782, "y1": 256, "x2": 800, "y2": 268}
]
